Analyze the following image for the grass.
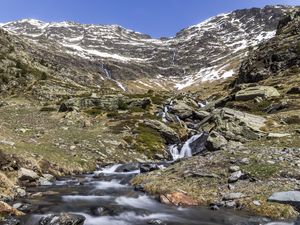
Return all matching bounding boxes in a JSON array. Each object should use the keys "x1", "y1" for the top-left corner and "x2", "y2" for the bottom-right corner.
[{"x1": 133, "y1": 123, "x2": 166, "y2": 157}]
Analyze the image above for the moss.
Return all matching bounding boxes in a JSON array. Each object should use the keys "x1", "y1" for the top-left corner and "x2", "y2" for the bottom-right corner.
[{"x1": 133, "y1": 124, "x2": 165, "y2": 157}]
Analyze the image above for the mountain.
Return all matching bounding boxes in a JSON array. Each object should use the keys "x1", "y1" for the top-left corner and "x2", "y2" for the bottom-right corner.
[{"x1": 0, "y1": 5, "x2": 297, "y2": 98}]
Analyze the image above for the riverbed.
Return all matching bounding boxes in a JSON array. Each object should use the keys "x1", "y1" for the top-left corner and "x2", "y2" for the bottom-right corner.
[{"x1": 16, "y1": 164, "x2": 293, "y2": 225}]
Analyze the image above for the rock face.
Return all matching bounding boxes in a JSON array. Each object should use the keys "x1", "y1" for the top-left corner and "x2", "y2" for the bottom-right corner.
[
  {"x1": 236, "y1": 11, "x2": 300, "y2": 84},
  {"x1": 0, "y1": 6, "x2": 295, "y2": 95},
  {"x1": 268, "y1": 191, "x2": 300, "y2": 212},
  {"x1": 235, "y1": 86, "x2": 280, "y2": 101},
  {"x1": 39, "y1": 213, "x2": 86, "y2": 225}
]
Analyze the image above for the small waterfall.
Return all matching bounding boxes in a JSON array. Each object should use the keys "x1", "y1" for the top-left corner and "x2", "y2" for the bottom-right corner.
[
  {"x1": 100, "y1": 64, "x2": 127, "y2": 91},
  {"x1": 168, "y1": 133, "x2": 208, "y2": 161},
  {"x1": 172, "y1": 50, "x2": 176, "y2": 65}
]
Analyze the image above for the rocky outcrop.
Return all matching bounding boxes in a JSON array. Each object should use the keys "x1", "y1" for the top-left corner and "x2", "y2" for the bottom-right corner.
[
  {"x1": 143, "y1": 119, "x2": 180, "y2": 144},
  {"x1": 236, "y1": 11, "x2": 300, "y2": 84},
  {"x1": 235, "y1": 86, "x2": 280, "y2": 101},
  {"x1": 63, "y1": 96, "x2": 151, "y2": 111}
]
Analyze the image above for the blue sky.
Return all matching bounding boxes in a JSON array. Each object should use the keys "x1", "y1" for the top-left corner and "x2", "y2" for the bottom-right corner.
[{"x1": 0, "y1": 0, "x2": 299, "y2": 38}]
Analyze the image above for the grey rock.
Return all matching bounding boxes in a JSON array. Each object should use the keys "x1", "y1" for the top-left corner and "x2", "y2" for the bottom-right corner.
[
  {"x1": 206, "y1": 131, "x2": 228, "y2": 151},
  {"x1": 268, "y1": 191, "x2": 300, "y2": 212},
  {"x1": 223, "y1": 192, "x2": 245, "y2": 200},
  {"x1": 18, "y1": 168, "x2": 39, "y2": 182},
  {"x1": 169, "y1": 100, "x2": 194, "y2": 119},
  {"x1": 228, "y1": 171, "x2": 243, "y2": 183},
  {"x1": 235, "y1": 86, "x2": 280, "y2": 101}
]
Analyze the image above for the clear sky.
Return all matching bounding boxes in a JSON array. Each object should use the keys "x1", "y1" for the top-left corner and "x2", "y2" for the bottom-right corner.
[{"x1": 0, "y1": 0, "x2": 299, "y2": 38}]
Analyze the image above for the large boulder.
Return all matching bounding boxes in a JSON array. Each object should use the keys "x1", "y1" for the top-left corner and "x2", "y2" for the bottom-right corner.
[
  {"x1": 204, "y1": 108, "x2": 267, "y2": 142},
  {"x1": 235, "y1": 86, "x2": 280, "y2": 101},
  {"x1": 143, "y1": 119, "x2": 180, "y2": 144},
  {"x1": 268, "y1": 191, "x2": 300, "y2": 212},
  {"x1": 18, "y1": 168, "x2": 39, "y2": 182},
  {"x1": 168, "y1": 100, "x2": 194, "y2": 120},
  {"x1": 206, "y1": 131, "x2": 228, "y2": 151},
  {"x1": 39, "y1": 213, "x2": 85, "y2": 225}
]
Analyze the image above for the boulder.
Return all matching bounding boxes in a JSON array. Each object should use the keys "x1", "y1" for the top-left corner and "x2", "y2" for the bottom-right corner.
[
  {"x1": 206, "y1": 131, "x2": 228, "y2": 151},
  {"x1": 223, "y1": 192, "x2": 245, "y2": 201},
  {"x1": 115, "y1": 163, "x2": 140, "y2": 172},
  {"x1": 143, "y1": 119, "x2": 180, "y2": 144},
  {"x1": 268, "y1": 191, "x2": 300, "y2": 212},
  {"x1": 127, "y1": 97, "x2": 151, "y2": 109},
  {"x1": 235, "y1": 86, "x2": 280, "y2": 101},
  {"x1": 168, "y1": 101, "x2": 194, "y2": 119},
  {"x1": 18, "y1": 168, "x2": 39, "y2": 182},
  {"x1": 140, "y1": 163, "x2": 159, "y2": 173},
  {"x1": 209, "y1": 108, "x2": 266, "y2": 141},
  {"x1": 160, "y1": 192, "x2": 198, "y2": 206},
  {"x1": 0, "y1": 201, "x2": 24, "y2": 216},
  {"x1": 39, "y1": 213, "x2": 85, "y2": 225},
  {"x1": 193, "y1": 111, "x2": 211, "y2": 120},
  {"x1": 228, "y1": 171, "x2": 243, "y2": 183}
]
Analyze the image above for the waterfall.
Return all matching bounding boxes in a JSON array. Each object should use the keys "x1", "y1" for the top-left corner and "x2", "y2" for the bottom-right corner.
[
  {"x1": 100, "y1": 64, "x2": 127, "y2": 91},
  {"x1": 168, "y1": 133, "x2": 208, "y2": 161}
]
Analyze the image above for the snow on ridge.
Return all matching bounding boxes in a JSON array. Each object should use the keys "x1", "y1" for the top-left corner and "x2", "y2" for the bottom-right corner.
[{"x1": 62, "y1": 43, "x2": 147, "y2": 62}]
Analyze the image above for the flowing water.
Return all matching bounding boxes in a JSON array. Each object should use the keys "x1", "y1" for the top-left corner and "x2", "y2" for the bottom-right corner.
[{"x1": 16, "y1": 164, "x2": 292, "y2": 225}]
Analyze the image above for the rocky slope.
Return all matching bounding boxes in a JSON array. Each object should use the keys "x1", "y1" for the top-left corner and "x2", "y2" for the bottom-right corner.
[{"x1": 0, "y1": 5, "x2": 297, "y2": 95}]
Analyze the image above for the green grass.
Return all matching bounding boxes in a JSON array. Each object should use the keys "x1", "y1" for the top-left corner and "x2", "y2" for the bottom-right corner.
[
  {"x1": 133, "y1": 124, "x2": 165, "y2": 157},
  {"x1": 241, "y1": 161, "x2": 282, "y2": 179}
]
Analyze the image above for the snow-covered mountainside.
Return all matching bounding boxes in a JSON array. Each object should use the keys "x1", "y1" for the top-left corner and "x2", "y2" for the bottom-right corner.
[{"x1": 0, "y1": 5, "x2": 296, "y2": 92}]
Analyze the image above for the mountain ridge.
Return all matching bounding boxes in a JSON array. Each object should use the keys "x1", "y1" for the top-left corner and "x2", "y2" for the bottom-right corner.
[{"x1": 0, "y1": 5, "x2": 298, "y2": 98}]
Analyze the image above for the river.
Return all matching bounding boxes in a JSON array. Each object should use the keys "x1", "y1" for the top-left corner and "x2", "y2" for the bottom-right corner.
[{"x1": 16, "y1": 164, "x2": 293, "y2": 225}]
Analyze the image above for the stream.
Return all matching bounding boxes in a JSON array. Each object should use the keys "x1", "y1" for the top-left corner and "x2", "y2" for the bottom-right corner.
[{"x1": 15, "y1": 164, "x2": 293, "y2": 225}]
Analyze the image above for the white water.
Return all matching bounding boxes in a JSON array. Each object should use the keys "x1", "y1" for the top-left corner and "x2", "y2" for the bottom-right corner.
[
  {"x1": 62, "y1": 195, "x2": 113, "y2": 202},
  {"x1": 169, "y1": 134, "x2": 203, "y2": 160},
  {"x1": 92, "y1": 179, "x2": 127, "y2": 190},
  {"x1": 115, "y1": 195, "x2": 158, "y2": 210},
  {"x1": 94, "y1": 164, "x2": 140, "y2": 175}
]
